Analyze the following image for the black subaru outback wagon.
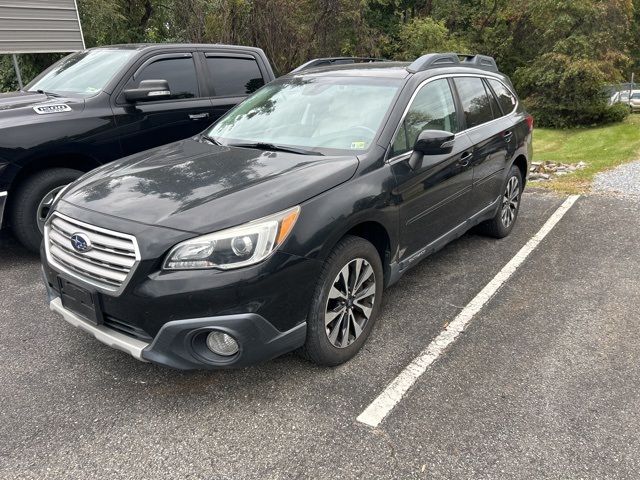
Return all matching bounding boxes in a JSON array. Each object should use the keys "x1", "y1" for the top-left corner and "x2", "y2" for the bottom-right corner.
[{"x1": 41, "y1": 53, "x2": 533, "y2": 369}]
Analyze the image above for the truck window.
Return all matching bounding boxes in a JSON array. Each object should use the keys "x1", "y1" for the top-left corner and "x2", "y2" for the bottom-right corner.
[
  {"x1": 205, "y1": 57, "x2": 265, "y2": 97},
  {"x1": 128, "y1": 57, "x2": 199, "y2": 100}
]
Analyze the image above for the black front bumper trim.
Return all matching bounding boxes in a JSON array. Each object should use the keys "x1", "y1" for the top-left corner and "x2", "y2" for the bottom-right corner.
[{"x1": 141, "y1": 314, "x2": 307, "y2": 370}]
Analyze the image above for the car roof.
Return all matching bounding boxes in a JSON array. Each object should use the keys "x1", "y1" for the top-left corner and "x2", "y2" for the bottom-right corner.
[
  {"x1": 86, "y1": 43, "x2": 264, "y2": 53},
  {"x1": 287, "y1": 61, "x2": 509, "y2": 82}
]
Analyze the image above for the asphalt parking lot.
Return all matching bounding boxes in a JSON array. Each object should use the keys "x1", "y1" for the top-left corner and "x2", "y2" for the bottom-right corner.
[{"x1": 1, "y1": 190, "x2": 639, "y2": 479}]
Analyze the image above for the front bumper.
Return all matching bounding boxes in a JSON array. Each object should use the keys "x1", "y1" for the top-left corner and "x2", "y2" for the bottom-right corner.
[
  {"x1": 43, "y1": 239, "x2": 318, "y2": 369},
  {"x1": 48, "y1": 293, "x2": 307, "y2": 369},
  {"x1": 0, "y1": 191, "x2": 7, "y2": 228},
  {"x1": 50, "y1": 297, "x2": 149, "y2": 361}
]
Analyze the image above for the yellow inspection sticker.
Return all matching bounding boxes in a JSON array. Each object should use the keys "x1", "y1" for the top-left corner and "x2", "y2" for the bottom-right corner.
[{"x1": 351, "y1": 141, "x2": 366, "y2": 149}]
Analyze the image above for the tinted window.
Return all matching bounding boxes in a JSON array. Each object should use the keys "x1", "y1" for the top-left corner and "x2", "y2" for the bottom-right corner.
[
  {"x1": 391, "y1": 79, "x2": 458, "y2": 157},
  {"x1": 484, "y1": 80, "x2": 502, "y2": 118},
  {"x1": 206, "y1": 57, "x2": 265, "y2": 96},
  {"x1": 488, "y1": 79, "x2": 517, "y2": 115},
  {"x1": 130, "y1": 57, "x2": 199, "y2": 100},
  {"x1": 453, "y1": 77, "x2": 494, "y2": 129}
]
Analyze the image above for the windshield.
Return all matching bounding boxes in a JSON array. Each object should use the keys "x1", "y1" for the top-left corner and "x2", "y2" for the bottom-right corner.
[
  {"x1": 207, "y1": 77, "x2": 401, "y2": 154},
  {"x1": 28, "y1": 49, "x2": 137, "y2": 97},
  {"x1": 632, "y1": 93, "x2": 640, "y2": 100}
]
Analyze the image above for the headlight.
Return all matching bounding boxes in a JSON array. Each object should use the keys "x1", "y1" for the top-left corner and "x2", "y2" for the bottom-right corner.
[{"x1": 163, "y1": 206, "x2": 300, "y2": 270}]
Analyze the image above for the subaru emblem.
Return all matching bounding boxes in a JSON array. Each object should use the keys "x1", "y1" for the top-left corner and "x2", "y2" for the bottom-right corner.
[{"x1": 70, "y1": 232, "x2": 92, "y2": 253}]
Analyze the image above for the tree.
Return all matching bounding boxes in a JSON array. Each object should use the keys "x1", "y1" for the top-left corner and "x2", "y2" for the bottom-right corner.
[{"x1": 514, "y1": 0, "x2": 633, "y2": 126}]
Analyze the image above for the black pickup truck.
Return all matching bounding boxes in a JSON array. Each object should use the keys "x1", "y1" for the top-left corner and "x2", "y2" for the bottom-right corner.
[{"x1": 0, "y1": 43, "x2": 276, "y2": 252}]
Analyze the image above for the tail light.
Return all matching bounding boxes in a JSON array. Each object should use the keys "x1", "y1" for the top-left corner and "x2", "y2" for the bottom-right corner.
[{"x1": 525, "y1": 115, "x2": 534, "y2": 132}]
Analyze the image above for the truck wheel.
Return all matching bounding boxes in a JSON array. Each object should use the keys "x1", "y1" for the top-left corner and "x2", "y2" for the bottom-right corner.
[
  {"x1": 10, "y1": 168, "x2": 82, "y2": 253},
  {"x1": 301, "y1": 235, "x2": 384, "y2": 366}
]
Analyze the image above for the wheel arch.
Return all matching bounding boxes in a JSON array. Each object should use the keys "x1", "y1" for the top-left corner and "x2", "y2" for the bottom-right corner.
[
  {"x1": 323, "y1": 219, "x2": 394, "y2": 286},
  {"x1": 512, "y1": 154, "x2": 529, "y2": 188},
  {"x1": 8, "y1": 153, "x2": 101, "y2": 193},
  {"x1": 4, "y1": 153, "x2": 102, "y2": 225}
]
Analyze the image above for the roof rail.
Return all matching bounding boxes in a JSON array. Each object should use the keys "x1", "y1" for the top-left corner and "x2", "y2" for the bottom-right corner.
[
  {"x1": 459, "y1": 54, "x2": 499, "y2": 72},
  {"x1": 290, "y1": 57, "x2": 388, "y2": 74},
  {"x1": 407, "y1": 53, "x2": 499, "y2": 73},
  {"x1": 406, "y1": 53, "x2": 460, "y2": 73}
]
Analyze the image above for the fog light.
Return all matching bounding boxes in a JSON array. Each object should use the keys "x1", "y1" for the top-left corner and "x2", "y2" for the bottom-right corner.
[{"x1": 206, "y1": 331, "x2": 239, "y2": 356}]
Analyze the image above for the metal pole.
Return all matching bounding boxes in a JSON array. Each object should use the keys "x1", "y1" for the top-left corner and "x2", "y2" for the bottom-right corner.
[{"x1": 12, "y1": 54, "x2": 23, "y2": 90}]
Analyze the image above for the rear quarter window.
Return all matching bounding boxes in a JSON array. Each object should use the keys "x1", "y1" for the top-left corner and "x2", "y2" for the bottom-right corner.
[
  {"x1": 206, "y1": 57, "x2": 265, "y2": 97},
  {"x1": 487, "y1": 79, "x2": 517, "y2": 115}
]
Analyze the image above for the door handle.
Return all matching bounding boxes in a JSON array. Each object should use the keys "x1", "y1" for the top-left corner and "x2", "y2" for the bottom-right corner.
[
  {"x1": 503, "y1": 131, "x2": 513, "y2": 142},
  {"x1": 459, "y1": 152, "x2": 473, "y2": 167},
  {"x1": 189, "y1": 112, "x2": 210, "y2": 120}
]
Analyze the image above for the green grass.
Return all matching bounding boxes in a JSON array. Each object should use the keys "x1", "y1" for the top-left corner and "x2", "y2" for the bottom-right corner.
[{"x1": 532, "y1": 114, "x2": 640, "y2": 193}]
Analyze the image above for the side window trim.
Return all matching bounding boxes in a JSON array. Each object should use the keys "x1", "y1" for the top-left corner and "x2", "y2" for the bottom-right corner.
[
  {"x1": 115, "y1": 52, "x2": 199, "y2": 105},
  {"x1": 387, "y1": 73, "x2": 519, "y2": 164},
  {"x1": 447, "y1": 77, "x2": 467, "y2": 132},
  {"x1": 386, "y1": 77, "x2": 459, "y2": 161}
]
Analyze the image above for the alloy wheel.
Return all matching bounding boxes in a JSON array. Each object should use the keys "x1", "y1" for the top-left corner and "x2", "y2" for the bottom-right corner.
[
  {"x1": 501, "y1": 175, "x2": 520, "y2": 228},
  {"x1": 324, "y1": 258, "x2": 376, "y2": 348}
]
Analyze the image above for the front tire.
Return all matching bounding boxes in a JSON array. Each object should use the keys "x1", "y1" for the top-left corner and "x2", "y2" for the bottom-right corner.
[
  {"x1": 301, "y1": 235, "x2": 384, "y2": 366},
  {"x1": 10, "y1": 168, "x2": 82, "y2": 253},
  {"x1": 478, "y1": 165, "x2": 523, "y2": 239}
]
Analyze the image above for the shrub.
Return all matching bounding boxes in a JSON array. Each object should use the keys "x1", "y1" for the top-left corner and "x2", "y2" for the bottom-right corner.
[
  {"x1": 601, "y1": 102, "x2": 630, "y2": 124},
  {"x1": 515, "y1": 53, "x2": 616, "y2": 128}
]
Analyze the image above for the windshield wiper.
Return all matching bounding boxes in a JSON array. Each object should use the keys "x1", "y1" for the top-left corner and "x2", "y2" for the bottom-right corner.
[
  {"x1": 226, "y1": 142, "x2": 323, "y2": 156},
  {"x1": 35, "y1": 89, "x2": 61, "y2": 98},
  {"x1": 201, "y1": 134, "x2": 222, "y2": 145}
]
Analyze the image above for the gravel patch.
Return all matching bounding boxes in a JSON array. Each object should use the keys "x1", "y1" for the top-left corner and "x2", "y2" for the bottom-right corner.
[{"x1": 593, "y1": 160, "x2": 640, "y2": 195}]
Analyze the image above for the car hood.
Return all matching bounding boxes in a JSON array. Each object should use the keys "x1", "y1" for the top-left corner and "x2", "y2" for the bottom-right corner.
[
  {"x1": 60, "y1": 138, "x2": 359, "y2": 234},
  {"x1": 0, "y1": 91, "x2": 85, "y2": 127}
]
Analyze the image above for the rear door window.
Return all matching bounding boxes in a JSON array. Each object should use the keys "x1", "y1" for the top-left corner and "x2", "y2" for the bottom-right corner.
[
  {"x1": 205, "y1": 56, "x2": 265, "y2": 97},
  {"x1": 487, "y1": 79, "x2": 517, "y2": 115},
  {"x1": 453, "y1": 77, "x2": 494, "y2": 129},
  {"x1": 126, "y1": 56, "x2": 199, "y2": 100}
]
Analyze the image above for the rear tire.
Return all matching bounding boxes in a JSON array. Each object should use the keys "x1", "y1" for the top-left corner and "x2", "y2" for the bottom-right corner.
[
  {"x1": 301, "y1": 235, "x2": 384, "y2": 367},
  {"x1": 10, "y1": 168, "x2": 82, "y2": 253},
  {"x1": 478, "y1": 165, "x2": 523, "y2": 239}
]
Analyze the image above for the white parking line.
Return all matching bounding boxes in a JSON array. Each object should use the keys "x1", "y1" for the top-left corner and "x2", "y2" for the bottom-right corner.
[{"x1": 357, "y1": 195, "x2": 581, "y2": 428}]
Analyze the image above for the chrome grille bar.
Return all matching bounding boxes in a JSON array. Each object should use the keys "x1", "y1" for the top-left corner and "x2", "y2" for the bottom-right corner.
[{"x1": 44, "y1": 213, "x2": 141, "y2": 295}]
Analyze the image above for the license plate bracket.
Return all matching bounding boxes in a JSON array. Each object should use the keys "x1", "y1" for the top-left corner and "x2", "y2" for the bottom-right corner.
[{"x1": 58, "y1": 278, "x2": 101, "y2": 325}]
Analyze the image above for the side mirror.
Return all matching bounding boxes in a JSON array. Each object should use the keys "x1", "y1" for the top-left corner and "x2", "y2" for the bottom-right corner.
[
  {"x1": 408, "y1": 130, "x2": 455, "y2": 170},
  {"x1": 124, "y1": 79, "x2": 171, "y2": 103}
]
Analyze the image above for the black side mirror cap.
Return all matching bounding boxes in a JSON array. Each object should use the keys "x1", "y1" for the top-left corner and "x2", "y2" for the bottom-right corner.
[
  {"x1": 408, "y1": 130, "x2": 455, "y2": 170},
  {"x1": 124, "y1": 79, "x2": 171, "y2": 103}
]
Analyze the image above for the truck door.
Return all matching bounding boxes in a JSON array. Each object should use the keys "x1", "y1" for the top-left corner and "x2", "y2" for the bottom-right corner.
[{"x1": 111, "y1": 52, "x2": 213, "y2": 157}]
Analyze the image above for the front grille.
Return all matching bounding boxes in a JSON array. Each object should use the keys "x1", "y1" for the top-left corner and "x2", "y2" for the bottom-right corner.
[
  {"x1": 45, "y1": 213, "x2": 139, "y2": 294},
  {"x1": 104, "y1": 316, "x2": 153, "y2": 342}
]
